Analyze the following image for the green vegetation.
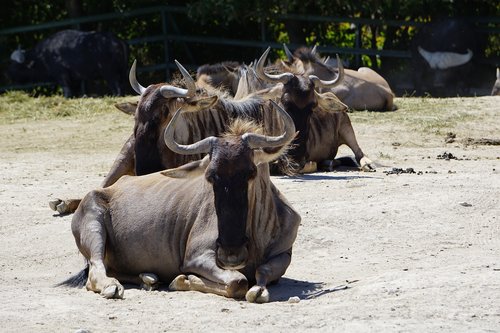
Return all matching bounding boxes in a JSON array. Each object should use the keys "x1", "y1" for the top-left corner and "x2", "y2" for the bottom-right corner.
[{"x1": 1, "y1": 1, "x2": 498, "y2": 75}]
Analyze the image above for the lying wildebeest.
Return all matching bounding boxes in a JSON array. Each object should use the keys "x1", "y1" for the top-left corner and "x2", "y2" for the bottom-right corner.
[
  {"x1": 196, "y1": 61, "x2": 242, "y2": 96},
  {"x1": 60, "y1": 100, "x2": 300, "y2": 303},
  {"x1": 492, "y1": 68, "x2": 500, "y2": 96},
  {"x1": 252, "y1": 47, "x2": 375, "y2": 173},
  {"x1": 49, "y1": 59, "x2": 273, "y2": 214},
  {"x1": 410, "y1": 18, "x2": 481, "y2": 97},
  {"x1": 282, "y1": 45, "x2": 396, "y2": 111},
  {"x1": 7, "y1": 29, "x2": 128, "y2": 97}
]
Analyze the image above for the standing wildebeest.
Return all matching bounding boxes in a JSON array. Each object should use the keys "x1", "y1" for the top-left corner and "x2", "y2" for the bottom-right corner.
[
  {"x1": 61, "y1": 101, "x2": 300, "y2": 303},
  {"x1": 492, "y1": 68, "x2": 500, "y2": 96},
  {"x1": 410, "y1": 19, "x2": 480, "y2": 97},
  {"x1": 253, "y1": 47, "x2": 374, "y2": 173},
  {"x1": 7, "y1": 30, "x2": 128, "y2": 97},
  {"x1": 283, "y1": 45, "x2": 396, "y2": 111}
]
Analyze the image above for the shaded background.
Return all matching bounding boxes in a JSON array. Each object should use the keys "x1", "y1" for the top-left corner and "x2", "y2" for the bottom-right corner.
[{"x1": 0, "y1": 0, "x2": 499, "y2": 96}]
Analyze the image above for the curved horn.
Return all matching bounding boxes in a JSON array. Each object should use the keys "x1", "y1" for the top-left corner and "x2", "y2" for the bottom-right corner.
[
  {"x1": 174, "y1": 60, "x2": 196, "y2": 97},
  {"x1": 309, "y1": 54, "x2": 344, "y2": 88},
  {"x1": 129, "y1": 60, "x2": 147, "y2": 95},
  {"x1": 418, "y1": 46, "x2": 473, "y2": 70},
  {"x1": 243, "y1": 100, "x2": 296, "y2": 149},
  {"x1": 283, "y1": 44, "x2": 294, "y2": 61},
  {"x1": 160, "y1": 85, "x2": 191, "y2": 98},
  {"x1": 164, "y1": 108, "x2": 216, "y2": 155},
  {"x1": 256, "y1": 47, "x2": 294, "y2": 84}
]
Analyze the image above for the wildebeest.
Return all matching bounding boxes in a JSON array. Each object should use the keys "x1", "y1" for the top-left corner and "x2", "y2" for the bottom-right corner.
[
  {"x1": 196, "y1": 61, "x2": 242, "y2": 96},
  {"x1": 60, "y1": 100, "x2": 300, "y2": 303},
  {"x1": 49, "y1": 59, "x2": 273, "y2": 214},
  {"x1": 283, "y1": 45, "x2": 396, "y2": 111},
  {"x1": 253, "y1": 47, "x2": 374, "y2": 173},
  {"x1": 410, "y1": 18, "x2": 480, "y2": 97},
  {"x1": 492, "y1": 68, "x2": 500, "y2": 96},
  {"x1": 7, "y1": 29, "x2": 128, "y2": 97}
]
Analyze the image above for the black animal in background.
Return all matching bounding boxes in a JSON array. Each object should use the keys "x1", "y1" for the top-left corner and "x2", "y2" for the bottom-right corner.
[
  {"x1": 411, "y1": 18, "x2": 483, "y2": 97},
  {"x1": 7, "y1": 29, "x2": 129, "y2": 97}
]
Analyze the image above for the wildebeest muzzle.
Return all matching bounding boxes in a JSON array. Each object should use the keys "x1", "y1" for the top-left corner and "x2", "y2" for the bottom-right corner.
[{"x1": 215, "y1": 238, "x2": 249, "y2": 270}]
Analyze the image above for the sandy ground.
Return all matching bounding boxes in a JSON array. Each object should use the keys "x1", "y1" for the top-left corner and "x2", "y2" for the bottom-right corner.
[{"x1": 0, "y1": 96, "x2": 499, "y2": 332}]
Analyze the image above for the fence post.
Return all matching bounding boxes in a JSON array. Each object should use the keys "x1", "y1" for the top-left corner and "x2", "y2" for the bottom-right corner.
[
  {"x1": 161, "y1": 9, "x2": 170, "y2": 81},
  {"x1": 354, "y1": 23, "x2": 362, "y2": 68}
]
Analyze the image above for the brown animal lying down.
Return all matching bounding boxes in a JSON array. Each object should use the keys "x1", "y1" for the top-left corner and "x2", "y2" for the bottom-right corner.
[{"x1": 58, "y1": 101, "x2": 301, "y2": 303}]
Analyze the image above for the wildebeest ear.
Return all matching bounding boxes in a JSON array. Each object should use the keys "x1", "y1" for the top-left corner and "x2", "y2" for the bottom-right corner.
[
  {"x1": 160, "y1": 155, "x2": 210, "y2": 178},
  {"x1": 315, "y1": 91, "x2": 348, "y2": 112},
  {"x1": 183, "y1": 95, "x2": 218, "y2": 113},
  {"x1": 114, "y1": 101, "x2": 138, "y2": 115}
]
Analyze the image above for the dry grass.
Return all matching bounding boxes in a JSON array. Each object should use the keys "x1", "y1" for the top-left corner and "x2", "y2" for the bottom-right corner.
[
  {"x1": 0, "y1": 92, "x2": 497, "y2": 140},
  {"x1": 348, "y1": 97, "x2": 496, "y2": 136},
  {"x1": 0, "y1": 91, "x2": 135, "y2": 124}
]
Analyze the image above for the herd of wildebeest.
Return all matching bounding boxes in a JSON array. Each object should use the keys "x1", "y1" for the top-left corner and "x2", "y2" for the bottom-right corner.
[{"x1": 5, "y1": 18, "x2": 498, "y2": 303}]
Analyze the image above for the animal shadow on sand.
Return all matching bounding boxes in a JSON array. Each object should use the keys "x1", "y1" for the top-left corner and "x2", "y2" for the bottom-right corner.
[
  {"x1": 280, "y1": 172, "x2": 383, "y2": 182},
  {"x1": 266, "y1": 277, "x2": 355, "y2": 302},
  {"x1": 118, "y1": 278, "x2": 354, "y2": 302}
]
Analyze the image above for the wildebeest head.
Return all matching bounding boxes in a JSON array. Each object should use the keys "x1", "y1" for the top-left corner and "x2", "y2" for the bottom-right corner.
[
  {"x1": 162, "y1": 100, "x2": 295, "y2": 269},
  {"x1": 129, "y1": 59, "x2": 218, "y2": 175},
  {"x1": 255, "y1": 47, "x2": 344, "y2": 168},
  {"x1": 492, "y1": 68, "x2": 500, "y2": 96}
]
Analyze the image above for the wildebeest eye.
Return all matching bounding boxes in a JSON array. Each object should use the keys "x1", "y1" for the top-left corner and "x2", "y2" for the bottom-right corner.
[
  {"x1": 206, "y1": 169, "x2": 216, "y2": 183},
  {"x1": 248, "y1": 165, "x2": 257, "y2": 180}
]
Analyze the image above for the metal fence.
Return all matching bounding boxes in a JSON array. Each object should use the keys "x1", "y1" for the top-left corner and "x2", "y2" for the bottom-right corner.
[{"x1": 1, "y1": 5, "x2": 499, "y2": 93}]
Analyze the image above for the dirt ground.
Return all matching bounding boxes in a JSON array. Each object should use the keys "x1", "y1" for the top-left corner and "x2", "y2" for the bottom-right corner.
[{"x1": 0, "y1": 96, "x2": 499, "y2": 332}]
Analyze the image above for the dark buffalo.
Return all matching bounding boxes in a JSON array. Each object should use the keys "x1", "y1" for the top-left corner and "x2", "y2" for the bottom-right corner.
[
  {"x1": 411, "y1": 19, "x2": 481, "y2": 97},
  {"x1": 7, "y1": 29, "x2": 128, "y2": 97}
]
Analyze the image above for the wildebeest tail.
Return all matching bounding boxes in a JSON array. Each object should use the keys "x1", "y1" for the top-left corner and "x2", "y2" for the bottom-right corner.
[{"x1": 55, "y1": 262, "x2": 89, "y2": 288}]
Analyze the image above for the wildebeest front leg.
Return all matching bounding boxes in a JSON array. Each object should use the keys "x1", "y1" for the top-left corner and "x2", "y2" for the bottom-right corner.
[
  {"x1": 338, "y1": 114, "x2": 374, "y2": 171},
  {"x1": 170, "y1": 255, "x2": 248, "y2": 299},
  {"x1": 100, "y1": 134, "x2": 135, "y2": 187},
  {"x1": 245, "y1": 250, "x2": 292, "y2": 303}
]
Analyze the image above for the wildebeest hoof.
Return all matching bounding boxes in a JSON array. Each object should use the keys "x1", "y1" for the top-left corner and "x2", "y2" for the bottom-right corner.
[
  {"x1": 360, "y1": 157, "x2": 375, "y2": 172},
  {"x1": 140, "y1": 273, "x2": 159, "y2": 291},
  {"x1": 49, "y1": 199, "x2": 62, "y2": 211},
  {"x1": 101, "y1": 282, "x2": 124, "y2": 299},
  {"x1": 169, "y1": 274, "x2": 190, "y2": 291},
  {"x1": 245, "y1": 285, "x2": 269, "y2": 303},
  {"x1": 299, "y1": 161, "x2": 317, "y2": 174},
  {"x1": 49, "y1": 199, "x2": 70, "y2": 214}
]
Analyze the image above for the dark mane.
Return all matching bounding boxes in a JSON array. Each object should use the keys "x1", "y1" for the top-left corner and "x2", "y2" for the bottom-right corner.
[
  {"x1": 293, "y1": 47, "x2": 322, "y2": 63},
  {"x1": 197, "y1": 61, "x2": 241, "y2": 76}
]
